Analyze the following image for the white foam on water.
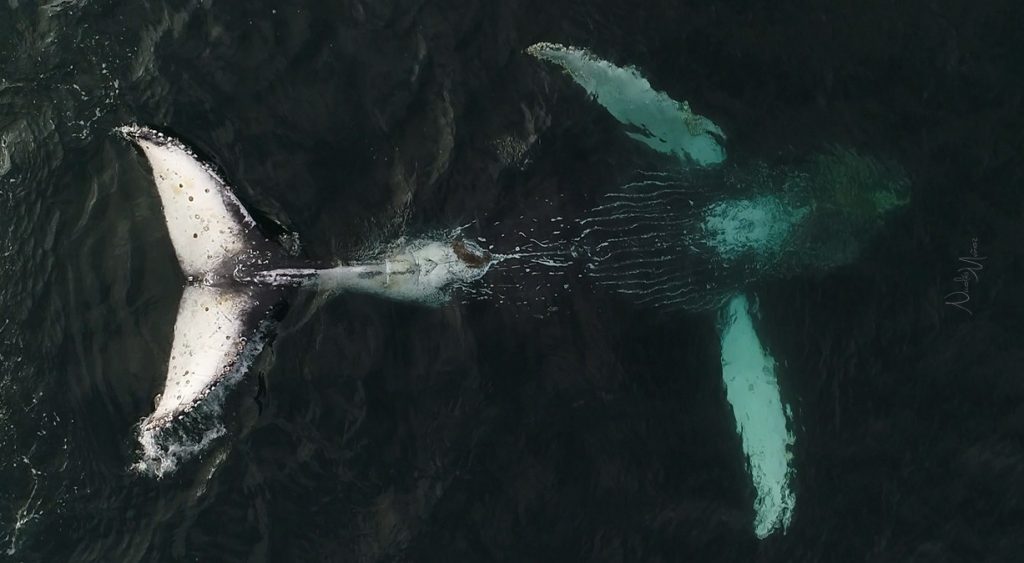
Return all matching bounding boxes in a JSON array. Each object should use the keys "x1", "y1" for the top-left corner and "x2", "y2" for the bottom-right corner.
[
  {"x1": 5, "y1": 456, "x2": 42, "y2": 556},
  {"x1": 134, "y1": 420, "x2": 227, "y2": 479}
]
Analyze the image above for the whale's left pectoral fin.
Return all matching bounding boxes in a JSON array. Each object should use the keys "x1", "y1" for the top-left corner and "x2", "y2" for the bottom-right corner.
[{"x1": 144, "y1": 285, "x2": 283, "y2": 429}]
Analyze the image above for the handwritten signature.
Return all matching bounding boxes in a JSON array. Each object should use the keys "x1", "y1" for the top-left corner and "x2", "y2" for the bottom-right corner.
[{"x1": 945, "y1": 237, "x2": 986, "y2": 315}]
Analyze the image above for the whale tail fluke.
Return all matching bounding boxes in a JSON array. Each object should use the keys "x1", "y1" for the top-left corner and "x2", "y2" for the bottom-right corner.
[
  {"x1": 119, "y1": 125, "x2": 495, "y2": 475},
  {"x1": 119, "y1": 126, "x2": 289, "y2": 441}
]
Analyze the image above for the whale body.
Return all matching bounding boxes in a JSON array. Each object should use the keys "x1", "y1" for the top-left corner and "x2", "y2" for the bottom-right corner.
[{"x1": 118, "y1": 125, "x2": 492, "y2": 436}]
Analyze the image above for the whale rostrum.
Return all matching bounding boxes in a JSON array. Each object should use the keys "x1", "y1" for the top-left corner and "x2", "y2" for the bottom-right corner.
[{"x1": 117, "y1": 125, "x2": 493, "y2": 432}]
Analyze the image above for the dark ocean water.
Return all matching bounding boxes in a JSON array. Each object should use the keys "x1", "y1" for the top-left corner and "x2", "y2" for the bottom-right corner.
[{"x1": 1, "y1": 0, "x2": 1022, "y2": 561}]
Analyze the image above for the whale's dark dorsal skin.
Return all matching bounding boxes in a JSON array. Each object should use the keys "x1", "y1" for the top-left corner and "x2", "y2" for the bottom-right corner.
[{"x1": 119, "y1": 125, "x2": 494, "y2": 434}]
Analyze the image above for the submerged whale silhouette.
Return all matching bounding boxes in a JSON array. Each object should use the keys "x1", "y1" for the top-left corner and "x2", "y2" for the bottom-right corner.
[{"x1": 118, "y1": 125, "x2": 493, "y2": 434}]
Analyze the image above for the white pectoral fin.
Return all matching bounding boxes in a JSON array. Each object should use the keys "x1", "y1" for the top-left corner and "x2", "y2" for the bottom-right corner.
[
  {"x1": 146, "y1": 286, "x2": 272, "y2": 427},
  {"x1": 718, "y1": 294, "x2": 795, "y2": 538},
  {"x1": 118, "y1": 125, "x2": 258, "y2": 277},
  {"x1": 525, "y1": 42, "x2": 726, "y2": 167}
]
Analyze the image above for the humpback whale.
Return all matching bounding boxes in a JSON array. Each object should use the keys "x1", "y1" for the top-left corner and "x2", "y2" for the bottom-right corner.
[
  {"x1": 117, "y1": 125, "x2": 492, "y2": 445},
  {"x1": 528, "y1": 43, "x2": 909, "y2": 539}
]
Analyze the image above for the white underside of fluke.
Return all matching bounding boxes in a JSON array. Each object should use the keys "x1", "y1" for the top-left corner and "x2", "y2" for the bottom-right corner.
[
  {"x1": 118, "y1": 125, "x2": 256, "y2": 278},
  {"x1": 119, "y1": 125, "x2": 493, "y2": 447},
  {"x1": 148, "y1": 286, "x2": 252, "y2": 425},
  {"x1": 119, "y1": 125, "x2": 274, "y2": 434}
]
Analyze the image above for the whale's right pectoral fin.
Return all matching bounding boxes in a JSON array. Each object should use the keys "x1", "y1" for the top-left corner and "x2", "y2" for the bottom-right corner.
[
  {"x1": 144, "y1": 285, "x2": 284, "y2": 429},
  {"x1": 118, "y1": 125, "x2": 267, "y2": 277}
]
